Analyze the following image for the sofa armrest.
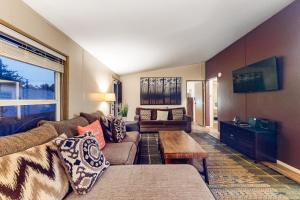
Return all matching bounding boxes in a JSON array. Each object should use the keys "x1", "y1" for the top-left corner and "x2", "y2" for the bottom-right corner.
[
  {"x1": 184, "y1": 115, "x2": 192, "y2": 133},
  {"x1": 134, "y1": 115, "x2": 140, "y2": 121},
  {"x1": 184, "y1": 115, "x2": 192, "y2": 122}
]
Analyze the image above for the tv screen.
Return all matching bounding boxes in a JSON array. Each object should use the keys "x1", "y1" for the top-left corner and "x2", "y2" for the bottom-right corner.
[{"x1": 232, "y1": 57, "x2": 280, "y2": 93}]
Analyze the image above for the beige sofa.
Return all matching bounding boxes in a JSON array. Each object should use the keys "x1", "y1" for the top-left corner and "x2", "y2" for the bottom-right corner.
[{"x1": 0, "y1": 112, "x2": 215, "y2": 200}]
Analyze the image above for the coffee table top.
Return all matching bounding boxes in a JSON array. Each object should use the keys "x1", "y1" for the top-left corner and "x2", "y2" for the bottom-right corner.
[{"x1": 159, "y1": 131, "x2": 208, "y2": 159}]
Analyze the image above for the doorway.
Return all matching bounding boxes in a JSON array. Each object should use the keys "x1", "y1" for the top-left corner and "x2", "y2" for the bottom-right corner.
[
  {"x1": 208, "y1": 77, "x2": 218, "y2": 130},
  {"x1": 186, "y1": 81, "x2": 204, "y2": 126},
  {"x1": 112, "y1": 80, "x2": 122, "y2": 116}
]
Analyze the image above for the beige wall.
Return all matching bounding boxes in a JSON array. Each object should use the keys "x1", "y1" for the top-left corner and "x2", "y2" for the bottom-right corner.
[
  {"x1": 0, "y1": 0, "x2": 118, "y2": 118},
  {"x1": 121, "y1": 64, "x2": 205, "y2": 120}
]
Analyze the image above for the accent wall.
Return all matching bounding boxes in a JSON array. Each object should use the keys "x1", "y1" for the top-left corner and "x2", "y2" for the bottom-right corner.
[{"x1": 205, "y1": 1, "x2": 300, "y2": 169}]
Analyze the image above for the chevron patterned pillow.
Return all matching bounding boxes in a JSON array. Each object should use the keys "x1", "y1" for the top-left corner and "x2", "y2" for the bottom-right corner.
[
  {"x1": 0, "y1": 134, "x2": 69, "y2": 200},
  {"x1": 56, "y1": 132, "x2": 110, "y2": 195}
]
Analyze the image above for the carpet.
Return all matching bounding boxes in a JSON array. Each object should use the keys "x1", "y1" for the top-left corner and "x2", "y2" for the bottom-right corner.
[{"x1": 139, "y1": 131, "x2": 300, "y2": 200}]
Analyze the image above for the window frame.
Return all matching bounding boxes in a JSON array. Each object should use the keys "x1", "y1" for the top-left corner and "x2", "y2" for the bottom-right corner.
[
  {"x1": 0, "y1": 22, "x2": 67, "y2": 123},
  {"x1": 0, "y1": 70, "x2": 61, "y2": 121}
]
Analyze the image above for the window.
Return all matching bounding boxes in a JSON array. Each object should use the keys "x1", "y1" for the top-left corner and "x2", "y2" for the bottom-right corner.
[
  {"x1": 0, "y1": 56, "x2": 60, "y2": 136},
  {"x1": 0, "y1": 26, "x2": 65, "y2": 136}
]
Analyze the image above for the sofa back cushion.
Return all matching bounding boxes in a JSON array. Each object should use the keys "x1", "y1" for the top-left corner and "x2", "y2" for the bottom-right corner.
[
  {"x1": 80, "y1": 111, "x2": 105, "y2": 124},
  {"x1": 39, "y1": 116, "x2": 89, "y2": 137},
  {"x1": 0, "y1": 123, "x2": 58, "y2": 157},
  {"x1": 0, "y1": 134, "x2": 69, "y2": 200}
]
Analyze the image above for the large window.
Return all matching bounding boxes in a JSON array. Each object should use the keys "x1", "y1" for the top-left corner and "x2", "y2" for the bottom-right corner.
[
  {"x1": 0, "y1": 56, "x2": 60, "y2": 136},
  {"x1": 0, "y1": 26, "x2": 65, "y2": 136}
]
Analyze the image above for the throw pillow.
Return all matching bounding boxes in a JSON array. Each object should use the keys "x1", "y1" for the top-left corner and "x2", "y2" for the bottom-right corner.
[
  {"x1": 156, "y1": 110, "x2": 169, "y2": 120},
  {"x1": 0, "y1": 134, "x2": 69, "y2": 200},
  {"x1": 77, "y1": 120, "x2": 106, "y2": 149},
  {"x1": 140, "y1": 109, "x2": 151, "y2": 120},
  {"x1": 172, "y1": 109, "x2": 184, "y2": 120},
  {"x1": 56, "y1": 133, "x2": 110, "y2": 195},
  {"x1": 100, "y1": 115, "x2": 114, "y2": 142},
  {"x1": 111, "y1": 117, "x2": 127, "y2": 143}
]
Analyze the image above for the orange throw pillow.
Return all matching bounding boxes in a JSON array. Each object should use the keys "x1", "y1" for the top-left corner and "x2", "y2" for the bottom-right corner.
[{"x1": 77, "y1": 120, "x2": 106, "y2": 149}]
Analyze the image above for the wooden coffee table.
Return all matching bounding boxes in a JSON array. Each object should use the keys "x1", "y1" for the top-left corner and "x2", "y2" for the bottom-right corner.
[{"x1": 159, "y1": 131, "x2": 209, "y2": 183}]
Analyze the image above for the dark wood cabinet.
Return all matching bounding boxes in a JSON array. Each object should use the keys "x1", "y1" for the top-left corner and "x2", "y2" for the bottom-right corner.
[{"x1": 220, "y1": 121, "x2": 277, "y2": 162}]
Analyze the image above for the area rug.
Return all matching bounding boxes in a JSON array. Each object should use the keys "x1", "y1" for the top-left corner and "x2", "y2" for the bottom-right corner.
[{"x1": 139, "y1": 131, "x2": 300, "y2": 200}]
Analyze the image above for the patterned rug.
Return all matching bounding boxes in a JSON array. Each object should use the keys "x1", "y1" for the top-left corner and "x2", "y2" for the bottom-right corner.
[{"x1": 139, "y1": 131, "x2": 300, "y2": 200}]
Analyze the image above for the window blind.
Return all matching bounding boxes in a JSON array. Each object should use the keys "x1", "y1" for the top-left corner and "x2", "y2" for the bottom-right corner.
[{"x1": 0, "y1": 24, "x2": 65, "y2": 73}]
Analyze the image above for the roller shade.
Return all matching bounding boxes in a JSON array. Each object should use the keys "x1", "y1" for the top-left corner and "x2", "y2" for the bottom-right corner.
[
  {"x1": 0, "y1": 40, "x2": 64, "y2": 73},
  {"x1": 0, "y1": 24, "x2": 65, "y2": 73}
]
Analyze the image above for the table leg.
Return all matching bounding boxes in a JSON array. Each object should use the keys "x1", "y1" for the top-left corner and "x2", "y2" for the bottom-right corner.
[{"x1": 202, "y1": 159, "x2": 209, "y2": 184}]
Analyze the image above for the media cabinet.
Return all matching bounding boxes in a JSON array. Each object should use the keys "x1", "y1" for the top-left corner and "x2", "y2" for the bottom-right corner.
[{"x1": 220, "y1": 121, "x2": 277, "y2": 162}]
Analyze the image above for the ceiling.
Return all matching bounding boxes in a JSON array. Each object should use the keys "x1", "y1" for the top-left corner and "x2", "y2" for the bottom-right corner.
[{"x1": 23, "y1": 0, "x2": 293, "y2": 75}]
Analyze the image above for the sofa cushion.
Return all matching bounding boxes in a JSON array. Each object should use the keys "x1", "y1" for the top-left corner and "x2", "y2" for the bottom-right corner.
[
  {"x1": 56, "y1": 133, "x2": 110, "y2": 195},
  {"x1": 140, "y1": 120, "x2": 165, "y2": 126},
  {"x1": 102, "y1": 142, "x2": 136, "y2": 165},
  {"x1": 80, "y1": 111, "x2": 105, "y2": 124},
  {"x1": 64, "y1": 165, "x2": 215, "y2": 200},
  {"x1": 163, "y1": 120, "x2": 187, "y2": 126},
  {"x1": 0, "y1": 123, "x2": 58, "y2": 157},
  {"x1": 0, "y1": 134, "x2": 69, "y2": 200},
  {"x1": 122, "y1": 131, "x2": 141, "y2": 147},
  {"x1": 39, "y1": 116, "x2": 89, "y2": 137}
]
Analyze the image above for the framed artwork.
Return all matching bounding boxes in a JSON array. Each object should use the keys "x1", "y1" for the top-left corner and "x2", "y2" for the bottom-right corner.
[{"x1": 140, "y1": 77, "x2": 181, "y2": 105}]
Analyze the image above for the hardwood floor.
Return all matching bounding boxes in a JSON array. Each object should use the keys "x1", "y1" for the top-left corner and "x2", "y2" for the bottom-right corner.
[{"x1": 262, "y1": 162, "x2": 300, "y2": 185}]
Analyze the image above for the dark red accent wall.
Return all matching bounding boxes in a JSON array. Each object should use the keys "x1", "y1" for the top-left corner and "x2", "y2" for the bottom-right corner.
[{"x1": 205, "y1": 1, "x2": 300, "y2": 169}]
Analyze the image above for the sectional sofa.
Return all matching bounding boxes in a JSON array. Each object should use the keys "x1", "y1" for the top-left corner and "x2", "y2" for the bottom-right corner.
[{"x1": 0, "y1": 111, "x2": 215, "y2": 200}]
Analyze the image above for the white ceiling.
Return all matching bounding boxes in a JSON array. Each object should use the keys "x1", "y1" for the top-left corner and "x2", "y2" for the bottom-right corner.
[{"x1": 23, "y1": 0, "x2": 293, "y2": 75}]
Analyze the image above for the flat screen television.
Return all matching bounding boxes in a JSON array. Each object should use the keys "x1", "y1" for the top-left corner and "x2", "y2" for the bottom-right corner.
[{"x1": 232, "y1": 57, "x2": 281, "y2": 93}]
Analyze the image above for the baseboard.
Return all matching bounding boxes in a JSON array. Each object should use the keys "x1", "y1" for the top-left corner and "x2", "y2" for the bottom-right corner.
[{"x1": 277, "y1": 160, "x2": 300, "y2": 175}]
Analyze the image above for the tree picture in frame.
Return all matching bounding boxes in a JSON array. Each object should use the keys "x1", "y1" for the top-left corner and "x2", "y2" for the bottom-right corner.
[{"x1": 140, "y1": 77, "x2": 181, "y2": 105}]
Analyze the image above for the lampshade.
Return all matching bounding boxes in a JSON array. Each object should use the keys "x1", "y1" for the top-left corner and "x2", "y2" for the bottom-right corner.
[
  {"x1": 104, "y1": 93, "x2": 116, "y2": 102},
  {"x1": 89, "y1": 92, "x2": 116, "y2": 102}
]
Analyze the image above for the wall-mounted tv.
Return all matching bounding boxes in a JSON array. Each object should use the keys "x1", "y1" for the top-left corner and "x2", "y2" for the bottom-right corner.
[{"x1": 232, "y1": 57, "x2": 281, "y2": 93}]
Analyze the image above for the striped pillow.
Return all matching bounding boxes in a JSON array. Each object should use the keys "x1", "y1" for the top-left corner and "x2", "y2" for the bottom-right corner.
[{"x1": 0, "y1": 134, "x2": 69, "y2": 200}]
